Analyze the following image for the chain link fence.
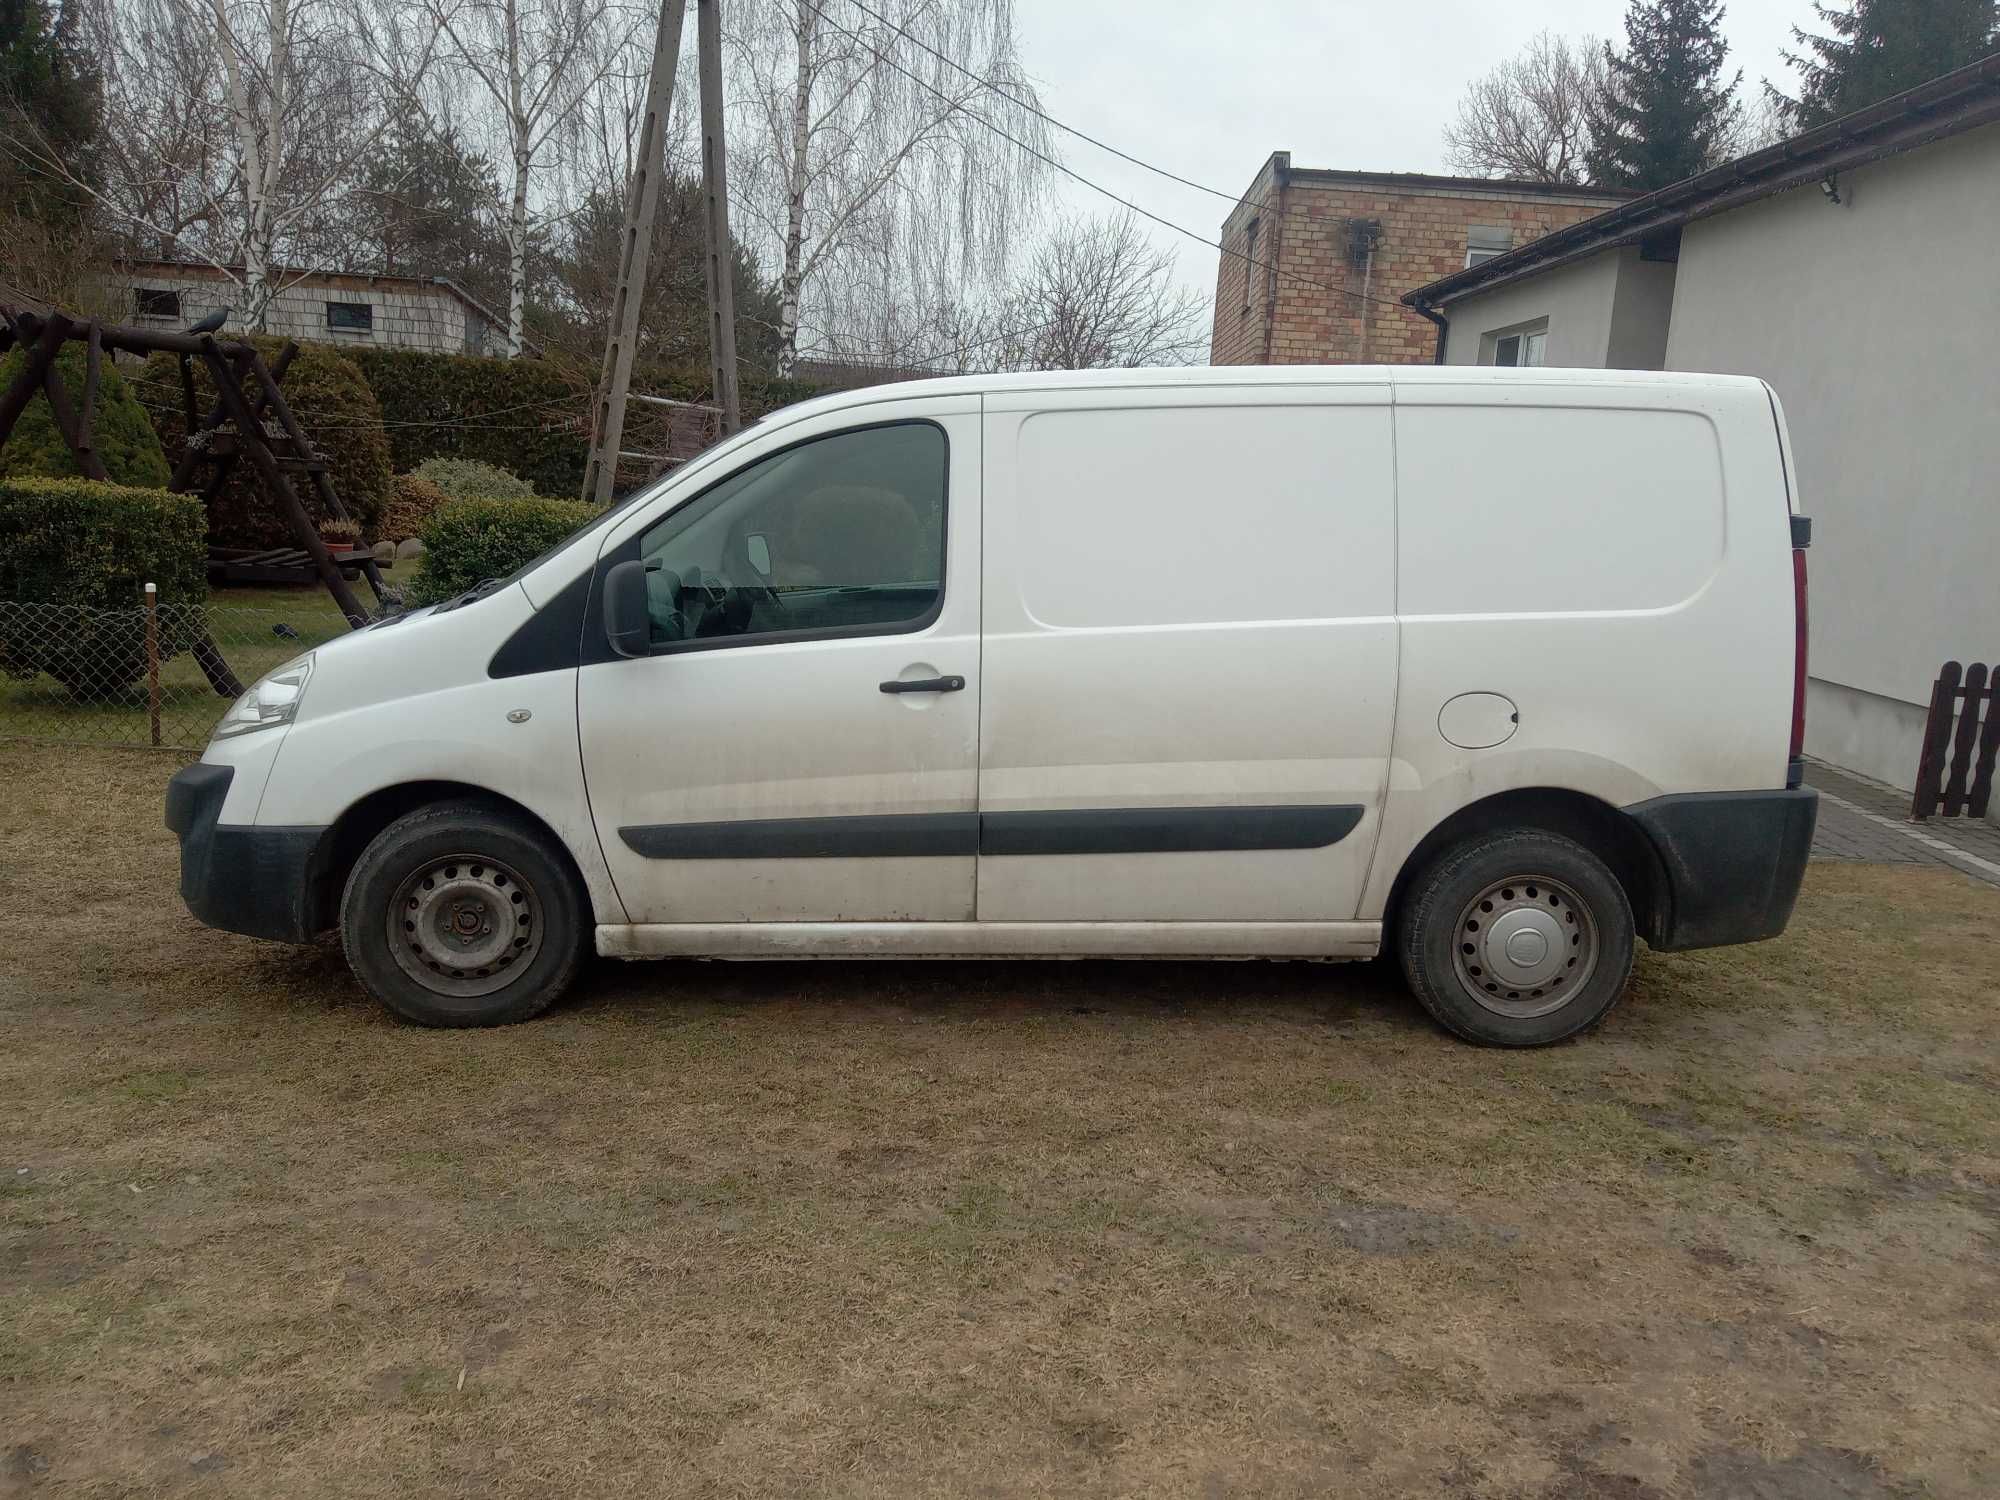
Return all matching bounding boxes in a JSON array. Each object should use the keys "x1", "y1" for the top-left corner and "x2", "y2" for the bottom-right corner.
[{"x1": 0, "y1": 593, "x2": 364, "y2": 750}]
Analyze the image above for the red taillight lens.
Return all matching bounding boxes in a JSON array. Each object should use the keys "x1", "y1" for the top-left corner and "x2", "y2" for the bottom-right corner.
[{"x1": 1790, "y1": 546, "x2": 1809, "y2": 763}]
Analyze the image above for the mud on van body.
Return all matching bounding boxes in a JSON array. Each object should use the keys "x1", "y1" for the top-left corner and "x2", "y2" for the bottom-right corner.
[{"x1": 166, "y1": 366, "x2": 1816, "y2": 1046}]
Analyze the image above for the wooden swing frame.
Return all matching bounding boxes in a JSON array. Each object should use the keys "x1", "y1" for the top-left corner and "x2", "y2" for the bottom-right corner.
[{"x1": 0, "y1": 300, "x2": 392, "y2": 698}]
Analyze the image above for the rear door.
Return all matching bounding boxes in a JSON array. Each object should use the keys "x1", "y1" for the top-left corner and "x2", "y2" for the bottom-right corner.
[{"x1": 975, "y1": 385, "x2": 1398, "y2": 922}]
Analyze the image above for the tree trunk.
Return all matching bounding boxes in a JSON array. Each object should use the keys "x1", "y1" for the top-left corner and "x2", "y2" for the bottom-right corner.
[
  {"x1": 775, "y1": 6, "x2": 814, "y2": 376},
  {"x1": 506, "y1": 148, "x2": 530, "y2": 357}
]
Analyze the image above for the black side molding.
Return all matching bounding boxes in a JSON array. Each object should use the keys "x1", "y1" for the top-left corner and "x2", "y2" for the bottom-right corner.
[
  {"x1": 619, "y1": 804, "x2": 1364, "y2": 860},
  {"x1": 980, "y1": 804, "x2": 1363, "y2": 856},
  {"x1": 1791, "y1": 514, "x2": 1812, "y2": 548},
  {"x1": 622, "y1": 813, "x2": 979, "y2": 860}
]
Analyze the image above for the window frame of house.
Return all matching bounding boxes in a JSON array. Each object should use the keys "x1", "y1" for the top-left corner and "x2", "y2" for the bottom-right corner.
[
  {"x1": 1465, "y1": 225, "x2": 1513, "y2": 269},
  {"x1": 1483, "y1": 320, "x2": 1549, "y2": 368},
  {"x1": 134, "y1": 288, "x2": 182, "y2": 320},
  {"x1": 325, "y1": 300, "x2": 374, "y2": 334}
]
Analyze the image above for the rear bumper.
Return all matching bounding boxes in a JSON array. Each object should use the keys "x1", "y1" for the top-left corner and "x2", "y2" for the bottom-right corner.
[
  {"x1": 1624, "y1": 788, "x2": 1818, "y2": 951},
  {"x1": 165, "y1": 762, "x2": 327, "y2": 943}
]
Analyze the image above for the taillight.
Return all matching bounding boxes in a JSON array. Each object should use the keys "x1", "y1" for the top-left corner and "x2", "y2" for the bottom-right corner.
[{"x1": 1790, "y1": 544, "x2": 1809, "y2": 766}]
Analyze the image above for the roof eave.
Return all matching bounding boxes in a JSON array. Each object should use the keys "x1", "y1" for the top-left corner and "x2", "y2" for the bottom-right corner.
[{"x1": 1405, "y1": 51, "x2": 2000, "y2": 309}]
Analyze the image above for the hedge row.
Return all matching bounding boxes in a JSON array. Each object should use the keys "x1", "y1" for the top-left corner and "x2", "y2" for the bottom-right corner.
[
  {"x1": 411, "y1": 495, "x2": 600, "y2": 605},
  {"x1": 0, "y1": 477, "x2": 207, "y2": 694},
  {"x1": 346, "y1": 345, "x2": 827, "y2": 501}
]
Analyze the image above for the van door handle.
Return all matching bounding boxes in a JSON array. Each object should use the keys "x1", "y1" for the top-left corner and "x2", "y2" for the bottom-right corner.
[{"x1": 880, "y1": 675, "x2": 965, "y2": 694}]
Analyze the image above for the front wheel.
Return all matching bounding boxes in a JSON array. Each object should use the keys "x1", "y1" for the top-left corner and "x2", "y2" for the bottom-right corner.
[
  {"x1": 1397, "y1": 830, "x2": 1636, "y2": 1046},
  {"x1": 340, "y1": 801, "x2": 588, "y2": 1027}
]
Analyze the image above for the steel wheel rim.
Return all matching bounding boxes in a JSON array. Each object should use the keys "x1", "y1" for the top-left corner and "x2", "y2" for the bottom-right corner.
[
  {"x1": 387, "y1": 853, "x2": 542, "y2": 999},
  {"x1": 1451, "y1": 873, "x2": 1598, "y2": 1020}
]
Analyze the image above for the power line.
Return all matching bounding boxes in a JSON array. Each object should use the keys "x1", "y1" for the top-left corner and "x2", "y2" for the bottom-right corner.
[
  {"x1": 823, "y1": 0, "x2": 1241, "y2": 205},
  {"x1": 802, "y1": 0, "x2": 1417, "y2": 320}
]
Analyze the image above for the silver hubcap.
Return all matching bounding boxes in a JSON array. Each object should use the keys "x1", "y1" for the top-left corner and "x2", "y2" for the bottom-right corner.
[
  {"x1": 1452, "y1": 874, "x2": 1598, "y2": 1019},
  {"x1": 388, "y1": 854, "x2": 542, "y2": 998}
]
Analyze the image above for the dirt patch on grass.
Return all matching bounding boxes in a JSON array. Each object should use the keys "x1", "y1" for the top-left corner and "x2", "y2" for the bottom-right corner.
[{"x1": 3, "y1": 746, "x2": 1999, "y2": 1496}]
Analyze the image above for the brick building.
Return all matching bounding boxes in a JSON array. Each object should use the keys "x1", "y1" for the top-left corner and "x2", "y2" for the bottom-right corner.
[{"x1": 1210, "y1": 153, "x2": 1631, "y2": 366}]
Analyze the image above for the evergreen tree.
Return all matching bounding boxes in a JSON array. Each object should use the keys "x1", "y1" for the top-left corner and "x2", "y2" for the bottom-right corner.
[
  {"x1": 0, "y1": 0, "x2": 100, "y2": 223},
  {"x1": 1775, "y1": 0, "x2": 1997, "y2": 129},
  {"x1": 355, "y1": 108, "x2": 511, "y2": 311},
  {"x1": 1586, "y1": 0, "x2": 1744, "y2": 190}
]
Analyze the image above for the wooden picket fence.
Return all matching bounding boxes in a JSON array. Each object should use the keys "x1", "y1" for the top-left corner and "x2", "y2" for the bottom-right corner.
[{"x1": 1911, "y1": 661, "x2": 2000, "y2": 820}]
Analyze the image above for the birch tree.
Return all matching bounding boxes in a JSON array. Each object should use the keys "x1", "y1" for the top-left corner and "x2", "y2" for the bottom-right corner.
[
  {"x1": 725, "y1": 0, "x2": 1051, "y2": 373},
  {"x1": 426, "y1": 0, "x2": 641, "y2": 355},
  {"x1": 18, "y1": 0, "x2": 444, "y2": 326}
]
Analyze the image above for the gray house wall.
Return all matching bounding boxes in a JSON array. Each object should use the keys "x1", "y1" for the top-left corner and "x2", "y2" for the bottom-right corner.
[
  {"x1": 1442, "y1": 246, "x2": 1673, "y2": 370},
  {"x1": 1441, "y1": 248, "x2": 1620, "y2": 366},
  {"x1": 1663, "y1": 123, "x2": 2000, "y2": 791}
]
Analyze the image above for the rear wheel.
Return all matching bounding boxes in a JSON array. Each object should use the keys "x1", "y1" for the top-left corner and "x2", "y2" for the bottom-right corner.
[
  {"x1": 1397, "y1": 830, "x2": 1635, "y2": 1046},
  {"x1": 340, "y1": 801, "x2": 588, "y2": 1027}
]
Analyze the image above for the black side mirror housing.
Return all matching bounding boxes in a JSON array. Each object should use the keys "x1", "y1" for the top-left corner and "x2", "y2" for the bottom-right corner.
[{"x1": 602, "y1": 559, "x2": 651, "y2": 657}]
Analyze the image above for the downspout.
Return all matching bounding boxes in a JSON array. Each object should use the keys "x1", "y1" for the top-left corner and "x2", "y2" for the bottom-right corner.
[
  {"x1": 1259, "y1": 153, "x2": 1289, "y2": 364},
  {"x1": 1410, "y1": 296, "x2": 1450, "y2": 364}
]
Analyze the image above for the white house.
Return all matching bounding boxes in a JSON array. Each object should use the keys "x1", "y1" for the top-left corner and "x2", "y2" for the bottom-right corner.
[{"x1": 1406, "y1": 54, "x2": 2000, "y2": 805}]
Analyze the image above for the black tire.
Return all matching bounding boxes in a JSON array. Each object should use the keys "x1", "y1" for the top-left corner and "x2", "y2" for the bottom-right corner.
[
  {"x1": 339, "y1": 800, "x2": 588, "y2": 1027},
  {"x1": 1396, "y1": 830, "x2": 1635, "y2": 1047}
]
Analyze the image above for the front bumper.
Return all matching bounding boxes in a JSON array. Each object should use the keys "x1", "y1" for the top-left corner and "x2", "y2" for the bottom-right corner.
[
  {"x1": 165, "y1": 762, "x2": 328, "y2": 943},
  {"x1": 1624, "y1": 788, "x2": 1818, "y2": 951}
]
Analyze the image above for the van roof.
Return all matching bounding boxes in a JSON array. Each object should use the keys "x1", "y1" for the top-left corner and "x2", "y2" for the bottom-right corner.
[{"x1": 773, "y1": 364, "x2": 1769, "y2": 421}]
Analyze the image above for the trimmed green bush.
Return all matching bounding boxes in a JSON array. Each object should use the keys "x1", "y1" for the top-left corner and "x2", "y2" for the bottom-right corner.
[
  {"x1": 0, "y1": 347, "x2": 173, "y2": 488},
  {"x1": 411, "y1": 495, "x2": 598, "y2": 605},
  {"x1": 0, "y1": 477, "x2": 207, "y2": 696},
  {"x1": 140, "y1": 339, "x2": 391, "y2": 547},
  {"x1": 413, "y1": 456, "x2": 539, "y2": 501}
]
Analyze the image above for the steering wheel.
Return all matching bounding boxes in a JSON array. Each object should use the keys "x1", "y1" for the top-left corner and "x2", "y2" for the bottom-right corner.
[{"x1": 681, "y1": 566, "x2": 757, "y2": 639}]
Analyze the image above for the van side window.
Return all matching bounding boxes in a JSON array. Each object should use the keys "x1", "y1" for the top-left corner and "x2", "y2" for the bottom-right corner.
[{"x1": 635, "y1": 421, "x2": 946, "y2": 650}]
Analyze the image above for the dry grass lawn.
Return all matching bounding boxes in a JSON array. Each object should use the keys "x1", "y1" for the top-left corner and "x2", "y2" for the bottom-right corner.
[{"x1": 3, "y1": 743, "x2": 1998, "y2": 1498}]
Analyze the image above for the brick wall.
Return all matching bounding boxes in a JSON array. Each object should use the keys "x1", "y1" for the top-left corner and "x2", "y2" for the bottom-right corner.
[{"x1": 1211, "y1": 154, "x2": 1630, "y2": 366}]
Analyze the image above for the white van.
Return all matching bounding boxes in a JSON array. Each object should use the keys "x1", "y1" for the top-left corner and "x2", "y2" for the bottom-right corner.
[{"x1": 166, "y1": 367, "x2": 1817, "y2": 1046}]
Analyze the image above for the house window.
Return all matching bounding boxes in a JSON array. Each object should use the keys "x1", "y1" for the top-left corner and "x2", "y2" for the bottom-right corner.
[
  {"x1": 134, "y1": 288, "x2": 181, "y2": 320},
  {"x1": 1489, "y1": 325, "x2": 1548, "y2": 368},
  {"x1": 326, "y1": 301, "x2": 373, "y2": 333},
  {"x1": 1465, "y1": 225, "x2": 1512, "y2": 268},
  {"x1": 1242, "y1": 218, "x2": 1260, "y2": 311}
]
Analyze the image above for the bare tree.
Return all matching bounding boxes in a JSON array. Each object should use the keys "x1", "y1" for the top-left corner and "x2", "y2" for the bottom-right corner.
[
  {"x1": 423, "y1": 0, "x2": 643, "y2": 354},
  {"x1": 13, "y1": 0, "x2": 444, "y2": 326},
  {"x1": 998, "y1": 212, "x2": 1206, "y2": 372},
  {"x1": 1443, "y1": 31, "x2": 1604, "y2": 184},
  {"x1": 725, "y1": 0, "x2": 1051, "y2": 373}
]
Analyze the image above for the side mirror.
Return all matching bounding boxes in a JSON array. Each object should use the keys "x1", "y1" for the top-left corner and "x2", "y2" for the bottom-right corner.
[{"x1": 601, "y1": 559, "x2": 651, "y2": 658}]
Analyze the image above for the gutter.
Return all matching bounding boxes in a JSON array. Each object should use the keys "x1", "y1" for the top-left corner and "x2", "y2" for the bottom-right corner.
[{"x1": 1409, "y1": 297, "x2": 1450, "y2": 364}]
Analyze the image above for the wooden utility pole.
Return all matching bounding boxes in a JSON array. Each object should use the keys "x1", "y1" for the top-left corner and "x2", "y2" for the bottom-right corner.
[
  {"x1": 698, "y1": 0, "x2": 742, "y2": 436},
  {"x1": 582, "y1": 0, "x2": 689, "y2": 506}
]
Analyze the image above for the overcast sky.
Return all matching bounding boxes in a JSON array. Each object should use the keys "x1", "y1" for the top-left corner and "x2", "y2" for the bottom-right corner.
[{"x1": 1010, "y1": 0, "x2": 1810, "y2": 303}]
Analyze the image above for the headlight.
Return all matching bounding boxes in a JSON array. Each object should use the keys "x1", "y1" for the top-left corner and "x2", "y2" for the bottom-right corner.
[{"x1": 212, "y1": 655, "x2": 315, "y2": 740}]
